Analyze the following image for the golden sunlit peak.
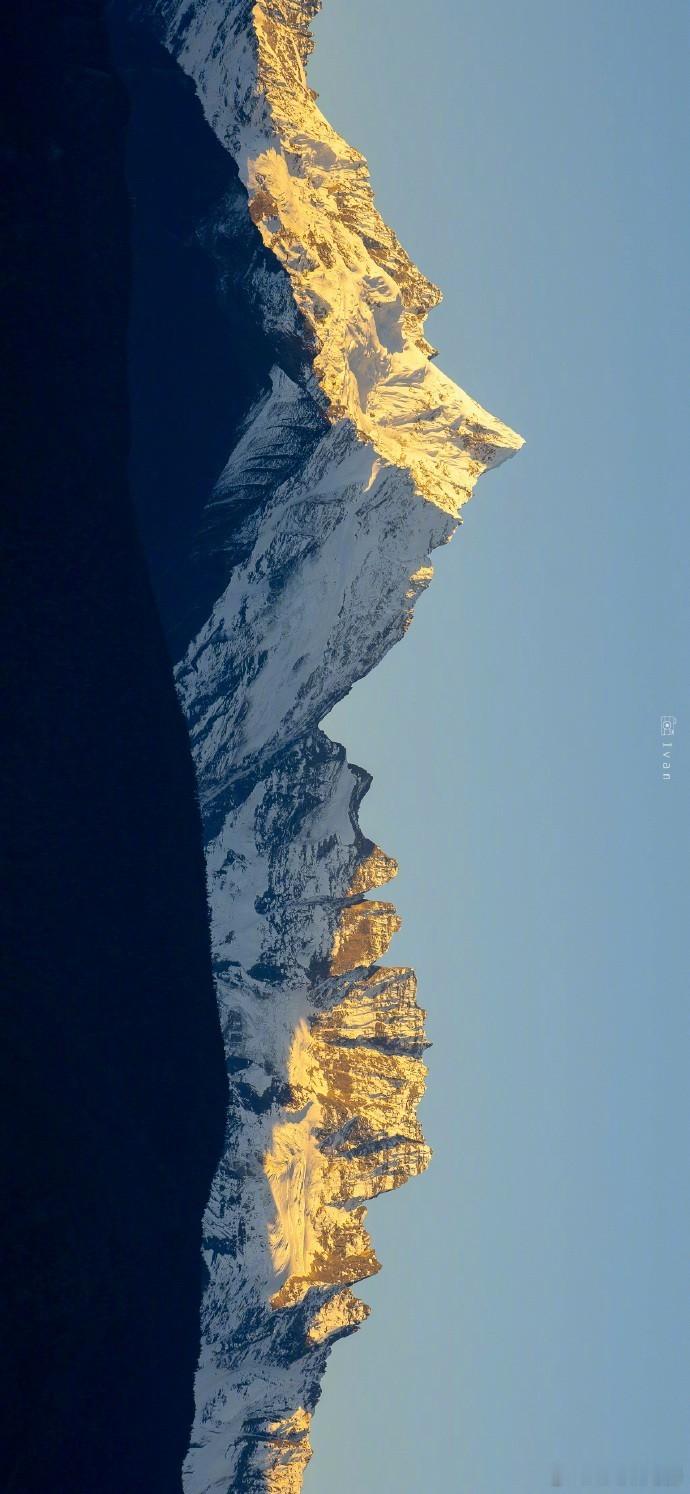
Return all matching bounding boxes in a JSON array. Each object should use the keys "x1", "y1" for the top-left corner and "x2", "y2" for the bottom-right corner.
[
  {"x1": 262, "y1": 1407, "x2": 314, "y2": 1493},
  {"x1": 144, "y1": 1, "x2": 525, "y2": 1488},
  {"x1": 346, "y1": 844, "x2": 399, "y2": 897},
  {"x1": 264, "y1": 966, "x2": 431, "y2": 1312},
  {"x1": 307, "y1": 1288, "x2": 370, "y2": 1345}
]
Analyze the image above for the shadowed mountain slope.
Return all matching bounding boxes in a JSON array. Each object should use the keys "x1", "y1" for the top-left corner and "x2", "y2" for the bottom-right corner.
[{"x1": 0, "y1": 4, "x2": 227, "y2": 1489}]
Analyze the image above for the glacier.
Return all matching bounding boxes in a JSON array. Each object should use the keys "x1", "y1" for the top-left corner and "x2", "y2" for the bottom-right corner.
[{"x1": 125, "y1": 1, "x2": 523, "y2": 1488}]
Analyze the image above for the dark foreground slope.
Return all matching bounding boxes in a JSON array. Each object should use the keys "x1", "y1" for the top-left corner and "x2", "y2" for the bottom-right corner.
[
  {"x1": 0, "y1": 5, "x2": 227, "y2": 1490},
  {"x1": 107, "y1": 14, "x2": 301, "y2": 662}
]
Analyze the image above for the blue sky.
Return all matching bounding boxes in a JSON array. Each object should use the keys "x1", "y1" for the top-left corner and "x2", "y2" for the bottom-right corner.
[{"x1": 305, "y1": 2, "x2": 689, "y2": 1491}]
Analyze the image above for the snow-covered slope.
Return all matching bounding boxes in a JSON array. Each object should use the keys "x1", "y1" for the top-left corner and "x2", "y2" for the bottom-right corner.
[{"x1": 132, "y1": 2, "x2": 523, "y2": 1488}]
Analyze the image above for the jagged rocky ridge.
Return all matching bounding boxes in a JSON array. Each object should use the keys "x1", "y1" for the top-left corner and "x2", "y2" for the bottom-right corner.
[{"x1": 130, "y1": 1, "x2": 523, "y2": 1488}]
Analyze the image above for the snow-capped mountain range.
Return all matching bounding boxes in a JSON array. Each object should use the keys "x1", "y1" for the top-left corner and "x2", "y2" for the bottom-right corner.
[{"x1": 132, "y1": 2, "x2": 523, "y2": 1487}]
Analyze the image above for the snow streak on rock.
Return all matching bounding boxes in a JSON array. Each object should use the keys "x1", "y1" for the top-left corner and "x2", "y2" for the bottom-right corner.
[{"x1": 136, "y1": 2, "x2": 523, "y2": 1488}]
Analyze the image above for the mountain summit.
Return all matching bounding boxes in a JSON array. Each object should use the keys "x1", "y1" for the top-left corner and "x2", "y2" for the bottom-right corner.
[{"x1": 124, "y1": 2, "x2": 523, "y2": 1487}]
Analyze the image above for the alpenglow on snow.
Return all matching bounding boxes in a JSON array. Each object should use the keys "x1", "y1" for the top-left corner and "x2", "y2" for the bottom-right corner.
[{"x1": 128, "y1": 0, "x2": 523, "y2": 1488}]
